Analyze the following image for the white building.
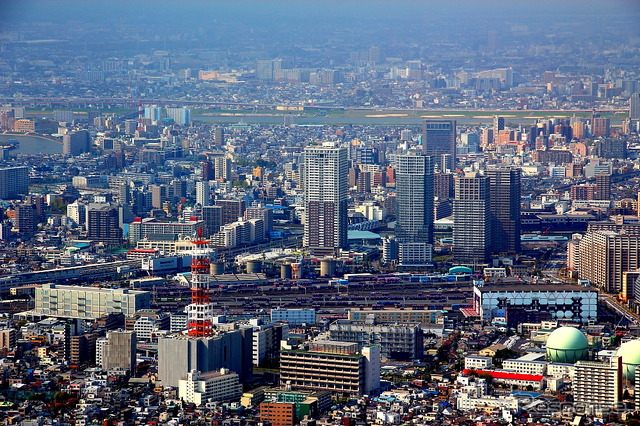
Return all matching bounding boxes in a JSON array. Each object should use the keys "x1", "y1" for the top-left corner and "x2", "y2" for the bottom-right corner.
[
  {"x1": 178, "y1": 369, "x2": 242, "y2": 405},
  {"x1": 464, "y1": 356, "x2": 493, "y2": 370},
  {"x1": 574, "y1": 356, "x2": 622, "y2": 409},
  {"x1": 134, "y1": 316, "x2": 159, "y2": 341},
  {"x1": 195, "y1": 181, "x2": 211, "y2": 207},
  {"x1": 502, "y1": 359, "x2": 547, "y2": 375},
  {"x1": 303, "y1": 143, "x2": 348, "y2": 256}
]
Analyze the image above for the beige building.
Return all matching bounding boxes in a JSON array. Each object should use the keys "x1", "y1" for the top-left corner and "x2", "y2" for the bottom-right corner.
[
  {"x1": 577, "y1": 230, "x2": 640, "y2": 294},
  {"x1": 279, "y1": 341, "x2": 379, "y2": 396},
  {"x1": 34, "y1": 284, "x2": 150, "y2": 319}
]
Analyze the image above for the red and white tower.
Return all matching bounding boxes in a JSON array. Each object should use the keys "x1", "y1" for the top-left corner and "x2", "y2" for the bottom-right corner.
[
  {"x1": 186, "y1": 228, "x2": 213, "y2": 337},
  {"x1": 136, "y1": 102, "x2": 145, "y2": 132}
]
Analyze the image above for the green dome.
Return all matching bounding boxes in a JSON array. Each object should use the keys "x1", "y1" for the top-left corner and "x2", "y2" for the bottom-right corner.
[
  {"x1": 546, "y1": 327, "x2": 589, "y2": 364},
  {"x1": 616, "y1": 340, "x2": 640, "y2": 382}
]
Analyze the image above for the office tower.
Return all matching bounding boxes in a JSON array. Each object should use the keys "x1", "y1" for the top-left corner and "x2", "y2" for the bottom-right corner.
[
  {"x1": 630, "y1": 93, "x2": 640, "y2": 121},
  {"x1": 486, "y1": 166, "x2": 521, "y2": 254},
  {"x1": 195, "y1": 181, "x2": 211, "y2": 206},
  {"x1": 14, "y1": 203, "x2": 36, "y2": 235},
  {"x1": 595, "y1": 173, "x2": 611, "y2": 200},
  {"x1": 453, "y1": 173, "x2": 491, "y2": 264},
  {"x1": 87, "y1": 203, "x2": 123, "y2": 245},
  {"x1": 202, "y1": 160, "x2": 214, "y2": 181},
  {"x1": 422, "y1": 119, "x2": 456, "y2": 170},
  {"x1": 0, "y1": 166, "x2": 28, "y2": 199},
  {"x1": 592, "y1": 117, "x2": 610, "y2": 138},
  {"x1": 493, "y1": 116, "x2": 505, "y2": 143},
  {"x1": 303, "y1": 143, "x2": 348, "y2": 256},
  {"x1": 574, "y1": 356, "x2": 622, "y2": 409},
  {"x1": 101, "y1": 330, "x2": 137, "y2": 373},
  {"x1": 63, "y1": 130, "x2": 91, "y2": 156},
  {"x1": 395, "y1": 153, "x2": 434, "y2": 266}
]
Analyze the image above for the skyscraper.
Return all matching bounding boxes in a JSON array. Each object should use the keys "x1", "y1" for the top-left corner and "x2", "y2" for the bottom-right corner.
[
  {"x1": 486, "y1": 166, "x2": 521, "y2": 254},
  {"x1": 422, "y1": 119, "x2": 456, "y2": 171},
  {"x1": 453, "y1": 173, "x2": 491, "y2": 264},
  {"x1": 303, "y1": 143, "x2": 348, "y2": 256},
  {"x1": 493, "y1": 116, "x2": 505, "y2": 143},
  {"x1": 630, "y1": 93, "x2": 640, "y2": 121},
  {"x1": 395, "y1": 153, "x2": 434, "y2": 266}
]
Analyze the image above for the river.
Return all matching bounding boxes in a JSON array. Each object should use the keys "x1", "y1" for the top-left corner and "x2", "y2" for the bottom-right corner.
[{"x1": 0, "y1": 134, "x2": 62, "y2": 155}]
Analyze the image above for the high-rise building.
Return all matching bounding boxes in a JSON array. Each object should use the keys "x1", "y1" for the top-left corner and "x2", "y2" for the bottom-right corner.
[
  {"x1": 216, "y1": 199, "x2": 246, "y2": 225},
  {"x1": 303, "y1": 143, "x2": 348, "y2": 256},
  {"x1": 592, "y1": 117, "x2": 610, "y2": 138},
  {"x1": 210, "y1": 153, "x2": 231, "y2": 181},
  {"x1": 395, "y1": 153, "x2": 434, "y2": 266},
  {"x1": 486, "y1": 166, "x2": 521, "y2": 254},
  {"x1": 87, "y1": 203, "x2": 123, "y2": 245},
  {"x1": 577, "y1": 230, "x2": 640, "y2": 294},
  {"x1": 63, "y1": 130, "x2": 91, "y2": 156},
  {"x1": 202, "y1": 160, "x2": 214, "y2": 181},
  {"x1": 14, "y1": 203, "x2": 36, "y2": 235},
  {"x1": 630, "y1": 93, "x2": 640, "y2": 121},
  {"x1": 422, "y1": 119, "x2": 456, "y2": 170},
  {"x1": 493, "y1": 116, "x2": 505, "y2": 143},
  {"x1": 0, "y1": 166, "x2": 28, "y2": 200},
  {"x1": 595, "y1": 173, "x2": 612, "y2": 201},
  {"x1": 165, "y1": 107, "x2": 191, "y2": 126},
  {"x1": 195, "y1": 181, "x2": 211, "y2": 206},
  {"x1": 453, "y1": 173, "x2": 491, "y2": 264},
  {"x1": 150, "y1": 184, "x2": 167, "y2": 210},
  {"x1": 574, "y1": 356, "x2": 622, "y2": 410}
]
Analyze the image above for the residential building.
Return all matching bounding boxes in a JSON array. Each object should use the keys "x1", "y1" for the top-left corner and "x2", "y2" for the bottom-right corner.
[
  {"x1": 87, "y1": 203, "x2": 123, "y2": 245},
  {"x1": 395, "y1": 153, "x2": 434, "y2": 266},
  {"x1": 63, "y1": 130, "x2": 91, "y2": 156},
  {"x1": 303, "y1": 143, "x2": 348, "y2": 256},
  {"x1": 0, "y1": 166, "x2": 29, "y2": 199},
  {"x1": 574, "y1": 356, "x2": 622, "y2": 409},
  {"x1": 279, "y1": 340, "x2": 380, "y2": 396},
  {"x1": 178, "y1": 368, "x2": 243, "y2": 405},
  {"x1": 453, "y1": 173, "x2": 491, "y2": 264},
  {"x1": 485, "y1": 166, "x2": 521, "y2": 254},
  {"x1": 128, "y1": 218, "x2": 204, "y2": 244}
]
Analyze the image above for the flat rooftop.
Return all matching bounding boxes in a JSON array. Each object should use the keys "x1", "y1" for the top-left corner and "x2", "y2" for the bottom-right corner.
[{"x1": 476, "y1": 284, "x2": 596, "y2": 293}]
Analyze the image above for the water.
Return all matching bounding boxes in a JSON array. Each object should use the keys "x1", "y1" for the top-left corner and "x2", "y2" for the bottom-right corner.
[{"x1": 0, "y1": 134, "x2": 62, "y2": 154}]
